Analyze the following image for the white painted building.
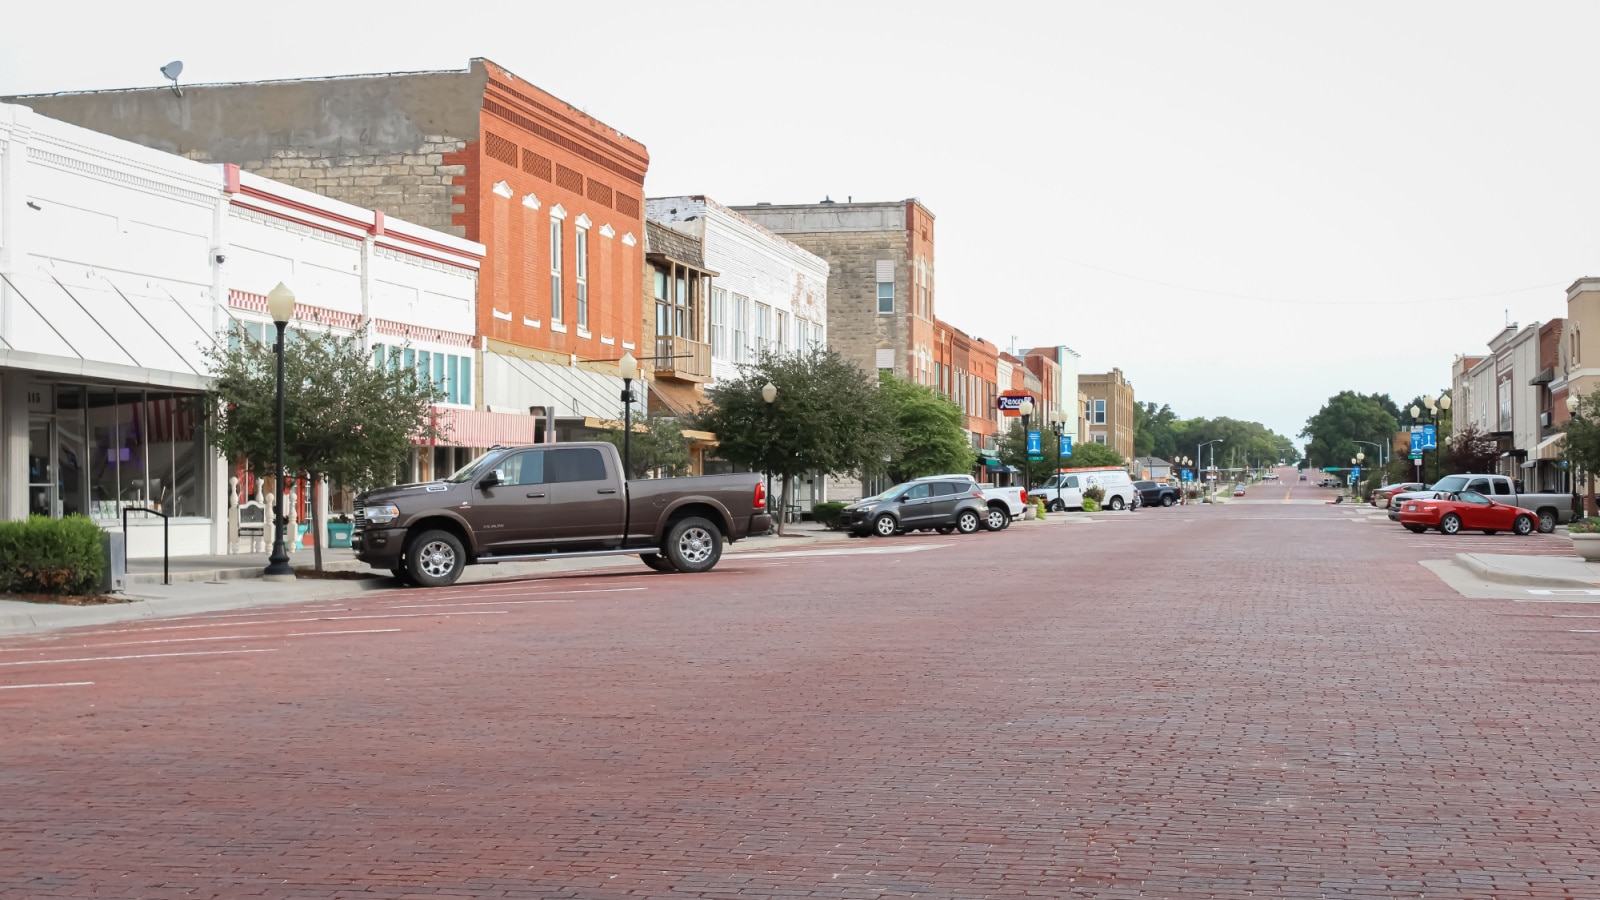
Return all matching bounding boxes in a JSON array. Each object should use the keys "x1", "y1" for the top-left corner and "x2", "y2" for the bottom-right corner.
[
  {"x1": 646, "y1": 197, "x2": 827, "y2": 382},
  {"x1": 0, "y1": 103, "x2": 483, "y2": 557}
]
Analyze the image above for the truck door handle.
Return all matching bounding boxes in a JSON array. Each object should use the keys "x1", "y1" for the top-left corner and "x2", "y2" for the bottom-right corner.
[
  {"x1": 526, "y1": 492, "x2": 546, "y2": 499},
  {"x1": 597, "y1": 488, "x2": 618, "y2": 494}
]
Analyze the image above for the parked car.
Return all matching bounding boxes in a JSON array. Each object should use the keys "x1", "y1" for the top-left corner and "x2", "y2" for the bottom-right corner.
[
  {"x1": 1232, "y1": 486, "x2": 1246, "y2": 497},
  {"x1": 1134, "y1": 480, "x2": 1181, "y2": 508},
  {"x1": 1371, "y1": 482, "x2": 1425, "y2": 507},
  {"x1": 1387, "y1": 473, "x2": 1577, "y2": 532},
  {"x1": 972, "y1": 482, "x2": 1026, "y2": 531},
  {"x1": 1299, "y1": 474, "x2": 1308, "y2": 482},
  {"x1": 839, "y1": 475, "x2": 989, "y2": 537},
  {"x1": 352, "y1": 442, "x2": 772, "y2": 586},
  {"x1": 1034, "y1": 467, "x2": 1139, "y2": 511},
  {"x1": 1398, "y1": 491, "x2": 1537, "y2": 535}
]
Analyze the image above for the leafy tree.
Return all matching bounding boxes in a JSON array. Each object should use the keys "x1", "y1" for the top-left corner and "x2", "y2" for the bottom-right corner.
[
  {"x1": 692, "y1": 347, "x2": 893, "y2": 534},
  {"x1": 1070, "y1": 441, "x2": 1126, "y2": 468},
  {"x1": 204, "y1": 327, "x2": 441, "y2": 571},
  {"x1": 1565, "y1": 392, "x2": 1600, "y2": 511},
  {"x1": 1133, "y1": 402, "x2": 1179, "y2": 460},
  {"x1": 879, "y1": 373, "x2": 975, "y2": 483},
  {"x1": 595, "y1": 409, "x2": 691, "y2": 479},
  {"x1": 1300, "y1": 391, "x2": 1400, "y2": 469}
]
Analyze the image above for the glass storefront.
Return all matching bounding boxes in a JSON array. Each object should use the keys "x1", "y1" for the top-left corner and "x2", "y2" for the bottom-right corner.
[{"x1": 27, "y1": 383, "x2": 208, "y2": 521}]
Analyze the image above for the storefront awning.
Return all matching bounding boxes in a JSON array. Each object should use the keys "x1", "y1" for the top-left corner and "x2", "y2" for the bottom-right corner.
[
  {"x1": 424, "y1": 407, "x2": 539, "y2": 447},
  {"x1": 1530, "y1": 432, "x2": 1565, "y2": 460},
  {"x1": 649, "y1": 379, "x2": 707, "y2": 419}
]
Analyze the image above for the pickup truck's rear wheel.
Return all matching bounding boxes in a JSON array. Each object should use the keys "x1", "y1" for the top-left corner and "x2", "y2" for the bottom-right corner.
[
  {"x1": 1537, "y1": 509, "x2": 1558, "y2": 533},
  {"x1": 641, "y1": 553, "x2": 677, "y2": 573},
  {"x1": 985, "y1": 506, "x2": 1009, "y2": 531},
  {"x1": 1161, "y1": 495, "x2": 1175, "y2": 507},
  {"x1": 665, "y1": 516, "x2": 723, "y2": 573},
  {"x1": 406, "y1": 529, "x2": 465, "y2": 587}
]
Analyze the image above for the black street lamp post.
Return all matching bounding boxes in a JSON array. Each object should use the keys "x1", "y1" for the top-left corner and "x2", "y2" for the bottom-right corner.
[
  {"x1": 1019, "y1": 398, "x2": 1035, "y2": 496},
  {"x1": 263, "y1": 282, "x2": 297, "y2": 582},
  {"x1": 618, "y1": 351, "x2": 638, "y2": 479},
  {"x1": 762, "y1": 381, "x2": 777, "y2": 526}
]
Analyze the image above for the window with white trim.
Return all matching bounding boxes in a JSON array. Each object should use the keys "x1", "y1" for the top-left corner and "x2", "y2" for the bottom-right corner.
[
  {"x1": 372, "y1": 343, "x2": 473, "y2": 405},
  {"x1": 711, "y1": 288, "x2": 728, "y2": 360},
  {"x1": 733, "y1": 294, "x2": 750, "y2": 363},
  {"x1": 550, "y1": 217, "x2": 564, "y2": 324},
  {"x1": 755, "y1": 302, "x2": 773, "y2": 354},
  {"x1": 776, "y1": 310, "x2": 788, "y2": 354},
  {"x1": 877, "y1": 281, "x2": 893, "y2": 315},
  {"x1": 1093, "y1": 399, "x2": 1106, "y2": 424},
  {"x1": 575, "y1": 224, "x2": 589, "y2": 331}
]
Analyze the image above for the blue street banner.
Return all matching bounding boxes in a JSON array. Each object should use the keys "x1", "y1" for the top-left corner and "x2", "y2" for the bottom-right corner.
[
  {"x1": 1410, "y1": 431, "x2": 1424, "y2": 453},
  {"x1": 1026, "y1": 430, "x2": 1042, "y2": 455},
  {"x1": 1060, "y1": 434, "x2": 1073, "y2": 457},
  {"x1": 1352, "y1": 467, "x2": 1360, "y2": 479},
  {"x1": 1181, "y1": 469, "x2": 1194, "y2": 482},
  {"x1": 1422, "y1": 424, "x2": 1437, "y2": 450}
]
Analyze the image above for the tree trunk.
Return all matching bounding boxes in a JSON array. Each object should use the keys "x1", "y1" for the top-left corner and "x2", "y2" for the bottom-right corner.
[
  {"x1": 311, "y1": 474, "x2": 324, "y2": 572},
  {"x1": 778, "y1": 474, "x2": 794, "y2": 536}
]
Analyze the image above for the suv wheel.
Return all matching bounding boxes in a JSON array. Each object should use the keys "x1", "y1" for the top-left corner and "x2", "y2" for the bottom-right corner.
[
  {"x1": 665, "y1": 516, "x2": 723, "y2": 572},
  {"x1": 873, "y1": 513, "x2": 899, "y2": 537},
  {"x1": 985, "y1": 506, "x2": 1008, "y2": 531},
  {"x1": 955, "y1": 509, "x2": 981, "y2": 534},
  {"x1": 406, "y1": 529, "x2": 466, "y2": 588}
]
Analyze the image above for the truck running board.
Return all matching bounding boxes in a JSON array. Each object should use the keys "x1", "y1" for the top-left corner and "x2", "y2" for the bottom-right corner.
[{"x1": 476, "y1": 546, "x2": 659, "y2": 565}]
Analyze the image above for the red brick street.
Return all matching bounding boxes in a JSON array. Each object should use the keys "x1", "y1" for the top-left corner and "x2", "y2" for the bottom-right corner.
[{"x1": 5, "y1": 481, "x2": 1600, "y2": 898}]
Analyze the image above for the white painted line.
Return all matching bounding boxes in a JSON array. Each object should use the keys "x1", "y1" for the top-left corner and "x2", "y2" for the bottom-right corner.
[
  {"x1": 1570, "y1": 630, "x2": 1600, "y2": 633},
  {"x1": 284, "y1": 628, "x2": 402, "y2": 637},
  {"x1": 0, "y1": 648, "x2": 278, "y2": 667},
  {"x1": 0, "y1": 628, "x2": 400, "y2": 652},
  {"x1": 1527, "y1": 589, "x2": 1600, "y2": 595},
  {"x1": 734, "y1": 544, "x2": 938, "y2": 561},
  {"x1": 1511, "y1": 598, "x2": 1600, "y2": 603},
  {"x1": 390, "y1": 599, "x2": 576, "y2": 610},
  {"x1": 92, "y1": 610, "x2": 507, "y2": 635},
  {"x1": 380, "y1": 587, "x2": 643, "y2": 607},
  {"x1": 0, "y1": 681, "x2": 94, "y2": 690}
]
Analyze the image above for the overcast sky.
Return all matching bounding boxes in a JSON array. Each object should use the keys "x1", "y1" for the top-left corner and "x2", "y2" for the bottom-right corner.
[{"x1": 5, "y1": 2, "x2": 1596, "y2": 442}]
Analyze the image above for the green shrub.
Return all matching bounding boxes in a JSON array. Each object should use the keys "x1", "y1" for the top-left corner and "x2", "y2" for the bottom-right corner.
[
  {"x1": 1082, "y1": 496, "x2": 1102, "y2": 513},
  {"x1": 1083, "y1": 485, "x2": 1105, "y2": 503},
  {"x1": 811, "y1": 502, "x2": 848, "y2": 530},
  {"x1": 0, "y1": 515, "x2": 106, "y2": 595},
  {"x1": 1570, "y1": 517, "x2": 1600, "y2": 535}
]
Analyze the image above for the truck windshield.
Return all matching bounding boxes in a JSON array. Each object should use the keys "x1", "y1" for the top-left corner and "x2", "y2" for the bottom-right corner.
[
  {"x1": 1430, "y1": 475, "x2": 1471, "y2": 493},
  {"x1": 444, "y1": 451, "x2": 500, "y2": 484}
]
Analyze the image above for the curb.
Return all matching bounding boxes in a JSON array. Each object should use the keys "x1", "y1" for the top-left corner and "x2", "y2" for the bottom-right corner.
[{"x1": 1454, "y1": 553, "x2": 1599, "y2": 589}]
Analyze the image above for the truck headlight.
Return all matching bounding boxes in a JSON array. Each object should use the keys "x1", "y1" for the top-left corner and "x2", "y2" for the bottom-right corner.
[{"x1": 366, "y1": 504, "x2": 400, "y2": 525}]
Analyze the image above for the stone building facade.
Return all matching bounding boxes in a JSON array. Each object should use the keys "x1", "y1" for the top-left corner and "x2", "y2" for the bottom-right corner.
[
  {"x1": 729, "y1": 199, "x2": 935, "y2": 387},
  {"x1": 1080, "y1": 368, "x2": 1136, "y2": 460},
  {"x1": 7, "y1": 57, "x2": 648, "y2": 430}
]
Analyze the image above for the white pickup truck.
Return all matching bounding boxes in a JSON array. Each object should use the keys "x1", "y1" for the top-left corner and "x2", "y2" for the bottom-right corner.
[
  {"x1": 1387, "y1": 473, "x2": 1577, "y2": 533},
  {"x1": 975, "y1": 482, "x2": 1027, "y2": 530}
]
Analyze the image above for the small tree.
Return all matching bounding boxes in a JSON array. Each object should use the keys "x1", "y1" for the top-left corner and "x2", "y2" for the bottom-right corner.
[
  {"x1": 204, "y1": 328, "x2": 442, "y2": 571},
  {"x1": 692, "y1": 347, "x2": 893, "y2": 534},
  {"x1": 879, "y1": 373, "x2": 974, "y2": 483},
  {"x1": 1564, "y1": 392, "x2": 1600, "y2": 512},
  {"x1": 1446, "y1": 421, "x2": 1500, "y2": 475},
  {"x1": 595, "y1": 409, "x2": 692, "y2": 479}
]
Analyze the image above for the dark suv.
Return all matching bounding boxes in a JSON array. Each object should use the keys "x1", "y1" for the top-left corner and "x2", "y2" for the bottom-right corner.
[
  {"x1": 841, "y1": 476, "x2": 989, "y2": 537},
  {"x1": 1134, "y1": 480, "x2": 1181, "y2": 508}
]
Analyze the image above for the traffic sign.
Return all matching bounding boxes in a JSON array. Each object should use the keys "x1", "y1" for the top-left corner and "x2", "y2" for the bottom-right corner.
[
  {"x1": 1409, "y1": 451, "x2": 1422, "y2": 461},
  {"x1": 1059, "y1": 434, "x2": 1072, "y2": 457},
  {"x1": 1351, "y1": 466, "x2": 1360, "y2": 479},
  {"x1": 1181, "y1": 469, "x2": 1194, "y2": 482}
]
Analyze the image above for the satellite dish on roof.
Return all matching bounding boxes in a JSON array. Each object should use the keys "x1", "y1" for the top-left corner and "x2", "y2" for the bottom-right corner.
[{"x1": 159, "y1": 60, "x2": 184, "y2": 97}]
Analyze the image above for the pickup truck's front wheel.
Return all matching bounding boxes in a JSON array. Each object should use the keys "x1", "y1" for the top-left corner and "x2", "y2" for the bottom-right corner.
[
  {"x1": 406, "y1": 529, "x2": 466, "y2": 587},
  {"x1": 641, "y1": 553, "x2": 677, "y2": 573},
  {"x1": 665, "y1": 516, "x2": 723, "y2": 573}
]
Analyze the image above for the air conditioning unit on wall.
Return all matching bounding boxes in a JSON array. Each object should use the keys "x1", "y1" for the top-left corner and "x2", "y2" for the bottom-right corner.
[{"x1": 1540, "y1": 411, "x2": 1552, "y2": 427}]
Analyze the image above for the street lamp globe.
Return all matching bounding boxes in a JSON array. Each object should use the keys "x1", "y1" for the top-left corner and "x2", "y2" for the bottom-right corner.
[
  {"x1": 618, "y1": 351, "x2": 639, "y2": 382},
  {"x1": 1424, "y1": 395, "x2": 1437, "y2": 413},
  {"x1": 1357, "y1": 451, "x2": 1365, "y2": 462},
  {"x1": 1018, "y1": 398, "x2": 1034, "y2": 418},
  {"x1": 762, "y1": 382, "x2": 777, "y2": 404},
  {"x1": 266, "y1": 282, "x2": 296, "y2": 325},
  {"x1": 1568, "y1": 392, "x2": 1581, "y2": 414},
  {"x1": 1438, "y1": 393, "x2": 1451, "y2": 411},
  {"x1": 1410, "y1": 405, "x2": 1421, "y2": 419}
]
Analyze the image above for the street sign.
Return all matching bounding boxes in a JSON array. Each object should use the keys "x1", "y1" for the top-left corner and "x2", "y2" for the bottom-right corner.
[
  {"x1": 1181, "y1": 469, "x2": 1193, "y2": 482},
  {"x1": 1410, "y1": 431, "x2": 1424, "y2": 453},
  {"x1": 1026, "y1": 430, "x2": 1041, "y2": 455},
  {"x1": 1351, "y1": 467, "x2": 1360, "y2": 479},
  {"x1": 1324, "y1": 467, "x2": 1339, "y2": 473},
  {"x1": 1409, "y1": 451, "x2": 1422, "y2": 461},
  {"x1": 1422, "y1": 424, "x2": 1437, "y2": 450},
  {"x1": 1059, "y1": 434, "x2": 1072, "y2": 457}
]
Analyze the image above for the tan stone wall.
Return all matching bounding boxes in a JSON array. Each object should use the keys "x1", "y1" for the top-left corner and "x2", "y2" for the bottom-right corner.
[{"x1": 757, "y1": 230, "x2": 910, "y2": 378}]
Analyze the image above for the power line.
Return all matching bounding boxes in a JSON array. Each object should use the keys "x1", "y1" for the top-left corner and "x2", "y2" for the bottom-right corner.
[{"x1": 1063, "y1": 258, "x2": 1563, "y2": 307}]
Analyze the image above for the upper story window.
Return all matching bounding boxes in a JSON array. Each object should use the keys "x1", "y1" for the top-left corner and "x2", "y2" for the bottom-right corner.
[
  {"x1": 549, "y1": 217, "x2": 564, "y2": 324},
  {"x1": 876, "y1": 259, "x2": 895, "y2": 315},
  {"x1": 711, "y1": 288, "x2": 728, "y2": 360},
  {"x1": 733, "y1": 294, "x2": 750, "y2": 363},
  {"x1": 1093, "y1": 399, "x2": 1106, "y2": 424},
  {"x1": 575, "y1": 224, "x2": 589, "y2": 332},
  {"x1": 755, "y1": 303, "x2": 773, "y2": 354},
  {"x1": 372, "y1": 343, "x2": 473, "y2": 406}
]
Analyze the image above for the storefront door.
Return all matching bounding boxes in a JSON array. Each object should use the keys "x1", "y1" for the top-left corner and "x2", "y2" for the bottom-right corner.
[{"x1": 28, "y1": 417, "x2": 55, "y2": 517}]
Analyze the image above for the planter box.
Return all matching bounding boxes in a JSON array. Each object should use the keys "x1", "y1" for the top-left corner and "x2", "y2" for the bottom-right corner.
[{"x1": 1573, "y1": 533, "x2": 1600, "y2": 562}]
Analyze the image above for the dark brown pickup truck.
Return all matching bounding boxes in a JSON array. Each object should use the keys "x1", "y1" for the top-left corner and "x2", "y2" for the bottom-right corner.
[{"x1": 352, "y1": 442, "x2": 771, "y2": 587}]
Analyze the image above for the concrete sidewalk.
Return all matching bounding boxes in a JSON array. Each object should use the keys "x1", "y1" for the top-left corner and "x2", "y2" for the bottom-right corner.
[
  {"x1": 0, "y1": 521, "x2": 855, "y2": 637},
  {"x1": 1453, "y1": 552, "x2": 1600, "y2": 590}
]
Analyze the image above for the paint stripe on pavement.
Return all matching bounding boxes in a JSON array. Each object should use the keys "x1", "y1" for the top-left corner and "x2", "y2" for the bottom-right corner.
[
  {"x1": 0, "y1": 649, "x2": 278, "y2": 667},
  {"x1": 0, "y1": 681, "x2": 94, "y2": 690}
]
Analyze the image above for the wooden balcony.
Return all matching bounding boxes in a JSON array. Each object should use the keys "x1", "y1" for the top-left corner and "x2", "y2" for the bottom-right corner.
[{"x1": 652, "y1": 334, "x2": 713, "y2": 383}]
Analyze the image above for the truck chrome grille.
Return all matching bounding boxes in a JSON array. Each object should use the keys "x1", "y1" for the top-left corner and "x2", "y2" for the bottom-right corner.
[{"x1": 353, "y1": 502, "x2": 366, "y2": 532}]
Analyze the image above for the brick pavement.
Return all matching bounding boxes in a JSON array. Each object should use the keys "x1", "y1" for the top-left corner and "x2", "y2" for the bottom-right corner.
[{"x1": 3, "y1": 489, "x2": 1600, "y2": 898}]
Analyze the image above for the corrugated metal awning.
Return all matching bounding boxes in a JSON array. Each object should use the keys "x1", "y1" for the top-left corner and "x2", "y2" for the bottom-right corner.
[{"x1": 425, "y1": 407, "x2": 539, "y2": 448}]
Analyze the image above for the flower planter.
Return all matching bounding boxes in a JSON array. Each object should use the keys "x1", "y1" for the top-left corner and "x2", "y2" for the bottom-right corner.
[
  {"x1": 1572, "y1": 533, "x2": 1600, "y2": 562},
  {"x1": 328, "y1": 523, "x2": 354, "y2": 548}
]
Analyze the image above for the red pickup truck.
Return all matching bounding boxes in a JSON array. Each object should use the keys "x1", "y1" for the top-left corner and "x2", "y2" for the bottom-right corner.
[{"x1": 353, "y1": 442, "x2": 772, "y2": 586}]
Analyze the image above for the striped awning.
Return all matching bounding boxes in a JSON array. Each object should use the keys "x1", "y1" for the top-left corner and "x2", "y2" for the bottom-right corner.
[{"x1": 423, "y1": 407, "x2": 539, "y2": 448}]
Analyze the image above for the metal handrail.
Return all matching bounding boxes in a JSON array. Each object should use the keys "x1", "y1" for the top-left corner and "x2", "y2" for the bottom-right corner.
[{"x1": 121, "y1": 505, "x2": 171, "y2": 586}]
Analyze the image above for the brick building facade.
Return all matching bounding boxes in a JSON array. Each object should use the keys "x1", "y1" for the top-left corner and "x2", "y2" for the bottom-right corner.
[
  {"x1": 8, "y1": 58, "x2": 648, "y2": 432},
  {"x1": 1080, "y1": 368, "x2": 1136, "y2": 460}
]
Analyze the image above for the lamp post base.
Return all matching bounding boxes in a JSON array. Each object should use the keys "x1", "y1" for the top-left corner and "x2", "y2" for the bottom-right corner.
[{"x1": 264, "y1": 542, "x2": 296, "y2": 582}]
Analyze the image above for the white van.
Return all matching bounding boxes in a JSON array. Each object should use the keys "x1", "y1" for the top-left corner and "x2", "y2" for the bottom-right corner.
[{"x1": 1035, "y1": 467, "x2": 1138, "y2": 511}]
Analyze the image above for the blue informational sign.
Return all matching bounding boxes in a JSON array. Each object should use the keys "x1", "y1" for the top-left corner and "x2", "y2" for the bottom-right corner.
[
  {"x1": 1410, "y1": 431, "x2": 1424, "y2": 453},
  {"x1": 1027, "y1": 430, "x2": 1042, "y2": 455},
  {"x1": 1181, "y1": 469, "x2": 1194, "y2": 482},
  {"x1": 1422, "y1": 424, "x2": 1437, "y2": 450},
  {"x1": 1352, "y1": 467, "x2": 1360, "y2": 479},
  {"x1": 1060, "y1": 434, "x2": 1073, "y2": 457}
]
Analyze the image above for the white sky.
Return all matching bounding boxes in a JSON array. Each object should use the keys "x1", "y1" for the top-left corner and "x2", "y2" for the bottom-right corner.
[{"x1": 6, "y1": 1, "x2": 1597, "y2": 441}]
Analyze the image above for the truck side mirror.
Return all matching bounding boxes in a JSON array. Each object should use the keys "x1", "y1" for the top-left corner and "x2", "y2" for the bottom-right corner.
[{"x1": 480, "y1": 469, "x2": 503, "y2": 489}]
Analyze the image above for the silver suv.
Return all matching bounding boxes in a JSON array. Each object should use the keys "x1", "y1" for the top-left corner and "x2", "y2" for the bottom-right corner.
[{"x1": 841, "y1": 476, "x2": 989, "y2": 537}]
